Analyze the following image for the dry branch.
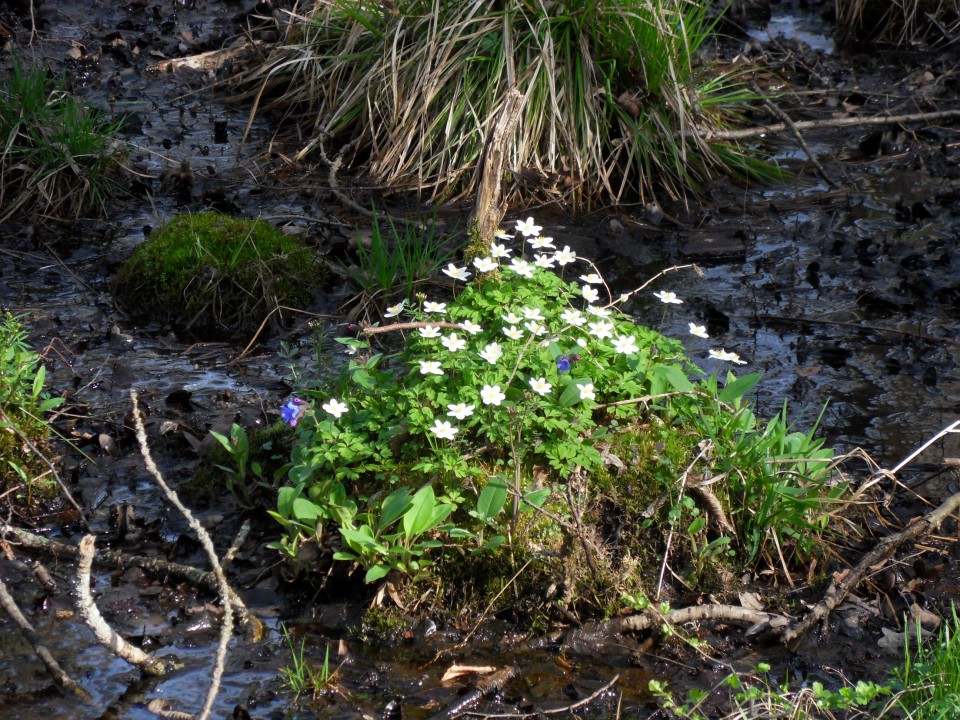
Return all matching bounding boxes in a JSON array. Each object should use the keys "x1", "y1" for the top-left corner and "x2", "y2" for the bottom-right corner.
[
  {"x1": 131, "y1": 390, "x2": 232, "y2": 720},
  {"x1": 0, "y1": 576, "x2": 91, "y2": 699},
  {"x1": 694, "y1": 107, "x2": 960, "y2": 141},
  {"x1": 75, "y1": 534, "x2": 172, "y2": 676},
  {"x1": 0, "y1": 523, "x2": 264, "y2": 642}
]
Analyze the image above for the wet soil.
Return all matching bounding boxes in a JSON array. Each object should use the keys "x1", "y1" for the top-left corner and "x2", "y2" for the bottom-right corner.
[{"x1": 1, "y1": 0, "x2": 960, "y2": 718}]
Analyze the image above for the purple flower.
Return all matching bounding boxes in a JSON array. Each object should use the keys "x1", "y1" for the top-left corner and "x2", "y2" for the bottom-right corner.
[
  {"x1": 556, "y1": 354, "x2": 580, "y2": 373},
  {"x1": 281, "y1": 397, "x2": 306, "y2": 426}
]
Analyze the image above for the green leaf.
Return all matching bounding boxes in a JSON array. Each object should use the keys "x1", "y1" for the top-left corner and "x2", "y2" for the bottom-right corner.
[
  {"x1": 687, "y1": 516, "x2": 707, "y2": 534},
  {"x1": 209, "y1": 430, "x2": 233, "y2": 454},
  {"x1": 379, "y1": 487, "x2": 412, "y2": 531},
  {"x1": 31, "y1": 364, "x2": 46, "y2": 400},
  {"x1": 277, "y1": 486, "x2": 296, "y2": 518},
  {"x1": 364, "y1": 564, "x2": 391, "y2": 583},
  {"x1": 403, "y1": 485, "x2": 437, "y2": 538},
  {"x1": 656, "y1": 364, "x2": 694, "y2": 392},
  {"x1": 475, "y1": 482, "x2": 507, "y2": 521},
  {"x1": 719, "y1": 372, "x2": 762, "y2": 404},
  {"x1": 292, "y1": 497, "x2": 322, "y2": 524},
  {"x1": 521, "y1": 487, "x2": 550, "y2": 510}
]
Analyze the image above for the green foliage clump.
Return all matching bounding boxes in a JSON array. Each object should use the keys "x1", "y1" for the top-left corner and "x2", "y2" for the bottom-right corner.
[
  {"x1": 0, "y1": 57, "x2": 124, "y2": 223},
  {"x1": 114, "y1": 212, "x2": 316, "y2": 337},
  {"x1": 243, "y1": 0, "x2": 780, "y2": 208},
  {"x1": 265, "y1": 222, "x2": 843, "y2": 611},
  {"x1": 0, "y1": 313, "x2": 62, "y2": 500}
]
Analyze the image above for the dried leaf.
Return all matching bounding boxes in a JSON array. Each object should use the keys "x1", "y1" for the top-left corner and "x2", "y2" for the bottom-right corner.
[
  {"x1": 441, "y1": 664, "x2": 496, "y2": 685},
  {"x1": 738, "y1": 591, "x2": 765, "y2": 612}
]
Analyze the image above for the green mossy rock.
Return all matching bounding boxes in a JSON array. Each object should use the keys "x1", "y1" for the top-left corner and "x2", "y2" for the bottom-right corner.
[{"x1": 114, "y1": 212, "x2": 316, "y2": 337}]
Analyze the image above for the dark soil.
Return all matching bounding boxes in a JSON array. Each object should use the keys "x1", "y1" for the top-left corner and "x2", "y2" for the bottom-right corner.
[{"x1": 1, "y1": 0, "x2": 959, "y2": 718}]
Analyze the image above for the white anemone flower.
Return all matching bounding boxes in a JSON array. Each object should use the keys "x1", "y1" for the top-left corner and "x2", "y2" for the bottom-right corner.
[
  {"x1": 653, "y1": 290, "x2": 683, "y2": 304},
  {"x1": 709, "y1": 349, "x2": 747, "y2": 365},
  {"x1": 480, "y1": 384, "x2": 506, "y2": 405},
  {"x1": 446, "y1": 403, "x2": 475, "y2": 420},
  {"x1": 528, "y1": 377, "x2": 552, "y2": 396},
  {"x1": 384, "y1": 301, "x2": 405, "y2": 318},
  {"x1": 441, "y1": 333, "x2": 467, "y2": 352},
  {"x1": 490, "y1": 243, "x2": 512, "y2": 259},
  {"x1": 430, "y1": 419, "x2": 458, "y2": 440},
  {"x1": 554, "y1": 246, "x2": 576, "y2": 265},
  {"x1": 423, "y1": 301, "x2": 447, "y2": 313},
  {"x1": 611, "y1": 334, "x2": 639, "y2": 355},
  {"x1": 561, "y1": 308, "x2": 586, "y2": 326},
  {"x1": 581, "y1": 285, "x2": 600, "y2": 304},
  {"x1": 515, "y1": 217, "x2": 542, "y2": 236},
  {"x1": 479, "y1": 342, "x2": 503, "y2": 364},
  {"x1": 418, "y1": 325, "x2": 442, "y2": 338},
  {"x1": 473, "y1": 256, "x2": 498, "y2": 273},
  {"x1": 578, "y1": 383, "x2": 596, "y2": 401},
  {"x1": 579, "y1": 273, "x2": 603, "y2": 284},
  {"x1": 418, "y1": 360, "x2": 444, "y2": 375},
  {"x1": 688, "y1": 323, "x2": 709, "y2": 339},
  {"x1": 321, "y1": 398, "x2": 349, "y2": 418},
  {"x1": 461, "y1": 320, "x2": 483, "y2": 335},
  {"x1": 442, "y1": 263, "x2": 471, "y2": 281},
  {"x1": 503, "y1": 326, "x2": 524, "y2": 340}
]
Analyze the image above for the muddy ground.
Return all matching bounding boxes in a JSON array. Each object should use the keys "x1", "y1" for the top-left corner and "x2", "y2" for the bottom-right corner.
[{"x1": 1, "y1": 0, "x2": 960, "y2": 718}]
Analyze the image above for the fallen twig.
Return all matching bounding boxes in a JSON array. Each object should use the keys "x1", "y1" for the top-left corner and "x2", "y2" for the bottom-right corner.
[
  {"x1": 0, "y1": 575, "x2": 91, "y2": 699},
  {"x1": 465, "y1": 673, "x2": 620, "y2": 718},
  {"x1": 784, "y1": 420, "x2": 960, "y2": 643},
  {"x1": 0, "y1": 523, "x2": 264, "y2": 642},
  {"x1": 131, "y1": 390, "x2": 233, "y2": 720},
  {"x1": 426, "y1": 664, "x2": 520, "y2": 720},
  {"x1": 692, "y1": 107, "x2": 960, "y2": 141}
]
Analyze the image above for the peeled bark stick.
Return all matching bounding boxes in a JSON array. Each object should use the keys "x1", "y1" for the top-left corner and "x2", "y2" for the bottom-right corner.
[
  {"x1": 131, "y1": 389, "x2": 232, "y2": 720},
  {"x1": 0, "y1": 576, "x2": 91, "y2": 700},
  {"x1": 75, "y1": 534, "x2": 171, "y2": 676}
]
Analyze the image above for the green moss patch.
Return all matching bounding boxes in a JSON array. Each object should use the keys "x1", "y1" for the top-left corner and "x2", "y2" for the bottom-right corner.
[{"x1": 114, "y1": 212, "x2": 316, "y2": 337}]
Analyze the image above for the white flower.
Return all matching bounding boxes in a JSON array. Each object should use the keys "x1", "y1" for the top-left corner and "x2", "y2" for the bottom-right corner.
[
  {"x1": 442, "y1": 263, "x2": 471, "y2": 281},
  {"x1": 322, "y1": 398, "x2": 349, "y2": 418},
  {"x1": 344, "y1": 345, "x2": 358, "y2": 356},
  {"x1": 576, "y1": 337, "x2": 588, "y2": 348},
  {"x1": 461, "y1": 320, "x2": 483, "y2": 335},
  {"x1": 618, "y1": 293, "x2": 631, "y2": 304},
  {"x1": 580, "y1": 273, "x2": 603, "y2": 284},
  {"x1": 587, "y1": 306, "x2": 612, "y2": 317},
  {"x1": 709, "y1": 349, "x2": 747, "y2": 365},
  {"x1": 654, "y1": 290, "x2": 683, "y2": 305},
  {"x1": 688, "y1": 322, "x2": 709, "y2": 339},
  {"x1": 612, "y1": 334, "x2": 639, "y2": 354},
  {"x1": 490, "y1": 243, "x2": 512, "y2": 259},
  {"x1": 419, "y1": 325, "x2": 442, "y2": 338},
  {"x1": 473, "y1": 256, "x2": 498, "y2": 273},
  {"x1": 424, "y1": 301, "x2": 447, "y2": 313},
  {"x1": 554, "y1": 246, "x2": 576, "y2": 266},
  {"x1": 534, "y1": 253, "x2": 555, "y2": 269},
  {"x1": 529, "y1": 236, "x2": 555, "y2": 249},
  {"x1": 441, "y1": 333, "x2": 467, "y2": 352},
  {"x1": 528, "y1": 377, "x2": 552, "y2": 396},
  {"x1": 418, "y1": 360, "x2": 444, "y2": 375},
  {"x1": 515, "y1": 217, "x2": 542, "y2": 237},
  {"x1": 480, "y1": 384, "x2": 506, "y2": 406},
  {"x1": 524, "y1": 320, "x2": 547, "y2": 336},
  {"x1": 581, "y1": 285, "x2": 600, "y2": 304},
  {"x1": 561, "y1": 308, "x2": 586, "y2": 326},
  {"x1": 508, "y1": 258, "x2": 534, "y2": 278},
  {"x1": 588, "y1": 321, "x2": 614, "y2": 339},
  {"x1": 430, "y1": 419, "x2": 458, "y2": 440},
  {"x1": 579, "y1": 383, "x2": 596, "y2": 401},
  {"x1": 446, "y1": 403, "x2": 475, "y2": 420},
  {"x1": 384, "y1": 300, "x2": 405, "y2": 318},
  {"x1": 502, "y1": 311, "x2": 522, "y2": 324},
  {"x1": 479, "y1": 342, "x2": 503, "y2": 364},
  {"x1": 503, "y1": 326, "x2": 524, "y2": 340},
  {"x1": 522, "y1": 307, "x2": 545, "y2": 321},
  {"x1": 494, "y1": 229, "x2": 512, "y2": 241}
]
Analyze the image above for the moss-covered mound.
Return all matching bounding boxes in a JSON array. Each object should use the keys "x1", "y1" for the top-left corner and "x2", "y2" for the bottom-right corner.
[{"x1": 114, "y1": 212, "x2": 316, "y2": 337}]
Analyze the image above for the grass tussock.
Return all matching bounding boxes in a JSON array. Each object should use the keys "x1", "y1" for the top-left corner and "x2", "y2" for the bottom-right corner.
[
  {"x1": 836, "y1": 0, "x2": 960, "y2": 47},
  {"x1": 0, "y1": 58, "x2": 125, "y2": 223},
  {"x1": 241, "y1": 0, "x2": 778, "y2": 208}
]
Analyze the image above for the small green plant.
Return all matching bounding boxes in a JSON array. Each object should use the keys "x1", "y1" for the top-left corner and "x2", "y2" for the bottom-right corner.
[
  {"x1": 346, "y1": 211, "x2": 454, "y2": 319},
  {"x1": 269, "y1": 218, "x2": 841, "y2": 598},
  {"x1": 279, "y1": 625, "x2": 335, "y2": 700},
  {"x1": 210, "y1": 424, "x2": 264, "y2": 509},
  {"x1": 896, "y1": 606, "x2": 960, "y2": 719},
  {"x1": 114, "y1": 212, "x2": 317, "y2": 337},
  {"x1": 0, "y1": 313, "x2": 63, "y2": 500},
  {"x1": 243, "y1": 0, "x2": 781, "y2": 208},
  {"x1": 0, "y1": 57, "x2": 124, "y2": 222}
]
